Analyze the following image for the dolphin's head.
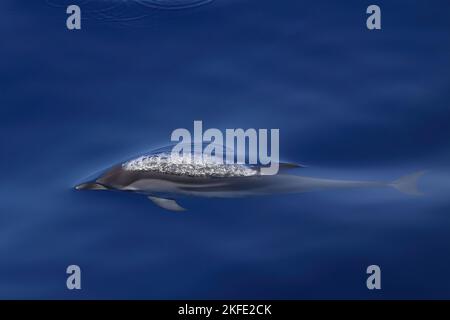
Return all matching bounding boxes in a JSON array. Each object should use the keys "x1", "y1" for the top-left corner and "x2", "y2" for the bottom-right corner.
[
  {"x1": 74, "y1": 164, "x2": 141, "y2": 192},
  {"x1": 75, "y1": 181, "x2": 108, "y2": 191},
  {"x1": 74, "y1": 166, "x2": 116, "y2": 191}
]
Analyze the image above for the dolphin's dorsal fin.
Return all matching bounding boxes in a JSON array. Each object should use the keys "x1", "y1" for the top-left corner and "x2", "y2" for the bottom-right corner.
[
  {"x1": 279, "y1": 162, "x2": 306, "y2": 170},
  {"x1": 148, "y1": 196, "x2": 186, "y2": 212},
  {"x1": 255, "y1": 162, "x2": 306, "y2": 172}
]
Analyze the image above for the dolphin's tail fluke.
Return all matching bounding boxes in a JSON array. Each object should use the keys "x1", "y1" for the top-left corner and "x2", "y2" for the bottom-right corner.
[{"x1": 390, "y1": 171, "x2": 426, "y2": 196}]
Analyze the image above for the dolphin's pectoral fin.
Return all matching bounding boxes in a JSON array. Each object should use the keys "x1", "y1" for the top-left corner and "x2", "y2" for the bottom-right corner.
[{"x1": 148, "y1": 196, "x2": 187, "y2": 212}]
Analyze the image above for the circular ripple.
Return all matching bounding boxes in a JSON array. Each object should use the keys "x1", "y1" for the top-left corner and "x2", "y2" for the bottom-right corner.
[
  {"x1": 46, "y1": 0, "x2": 214, "y2": 26},
  {"x1": 131, "y1": 0, "x2": 213, "y2": 10}
]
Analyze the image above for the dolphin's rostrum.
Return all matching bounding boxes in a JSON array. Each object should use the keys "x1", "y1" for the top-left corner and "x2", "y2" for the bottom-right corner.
[{"x1": 75, "y1": 148, "x2": 425, "y2": 211}]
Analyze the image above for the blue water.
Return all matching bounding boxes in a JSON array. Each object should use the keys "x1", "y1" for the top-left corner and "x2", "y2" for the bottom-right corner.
[{"x1": 1, "y1": 0, "x2": 450, "y2": 299}]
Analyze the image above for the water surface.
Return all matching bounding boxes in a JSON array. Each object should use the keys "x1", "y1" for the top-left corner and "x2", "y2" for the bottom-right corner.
[{"x1": 1, "y1": 0, "x2": 450, "y2": 298}]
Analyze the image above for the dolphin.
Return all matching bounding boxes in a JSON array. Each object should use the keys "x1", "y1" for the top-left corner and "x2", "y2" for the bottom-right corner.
[{"x1": 75, "y1": 150, "x2": 425, "y2": 212}]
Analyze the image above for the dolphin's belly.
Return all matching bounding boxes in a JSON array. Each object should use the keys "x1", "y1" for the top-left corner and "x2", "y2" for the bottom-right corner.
[{"x1": 122, "y1": 175, "x2": 270, "y2": 198}]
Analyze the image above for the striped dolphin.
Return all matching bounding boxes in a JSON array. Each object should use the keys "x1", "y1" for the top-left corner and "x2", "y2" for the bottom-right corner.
[{"x1": 75, "y1": 147, "x2": 425, "y2": 212}]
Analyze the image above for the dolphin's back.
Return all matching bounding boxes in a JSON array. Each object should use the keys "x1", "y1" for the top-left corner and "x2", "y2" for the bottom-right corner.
[{"x1": 94, "y1": 148, "x2": 306, "y2": 198}]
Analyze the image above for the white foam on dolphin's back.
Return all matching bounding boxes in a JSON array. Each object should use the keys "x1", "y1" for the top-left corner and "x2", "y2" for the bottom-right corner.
[{"x1": 122, "y1": 152, "x2": 258, "y2": 177}]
